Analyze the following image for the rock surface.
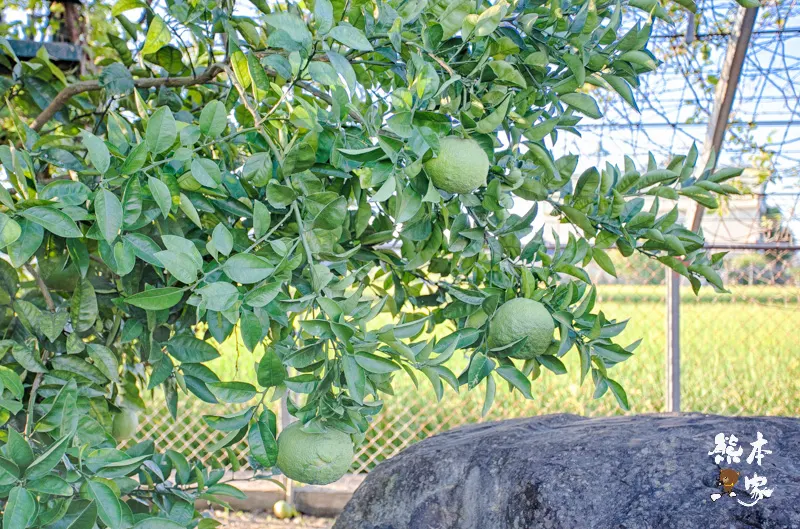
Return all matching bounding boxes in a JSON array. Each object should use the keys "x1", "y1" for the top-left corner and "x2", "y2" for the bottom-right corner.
[{"x1": 334, "y1": 414, "x2": 800, "y2": 529}]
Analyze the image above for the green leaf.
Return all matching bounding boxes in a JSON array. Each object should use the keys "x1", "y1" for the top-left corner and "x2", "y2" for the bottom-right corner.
[
  {"x1": 145, "y1": 106, "x2": 176, "y2": 155},
  {"x1": 11, "y1": 344, "x2": 47, "y2": 373},
  {"x1": 95, "y1": 189, "x2": 123, "y2": 244},
  {"x1": 473, "y1": 2, "x2": 507, "y2": 36},
  {"x1": 197, "y1": 282, "x2": 239, "y2": 312},
  {"x1": 20, "y1": 206, "x2": 82, "y2": 238},
  {"x1": 211, "y1": 223, "x2": 233, "y2": 256},
  {"x1": 326, "y1": 51, "x2": 356, "y2": 92},
  {"x1": 25, "y1": 436, "x2": 70, "y2": 480},
  {"x1": 0, "y1": 368, "x2": 24, "y2": 400},
  {"x1": 46, "y1": 499, "x2": 97, "y2": 529},
  {"x1": 85, "y1": 479, "x2": 122, "y2": 529},
  {"x1": 7, "y1": 219, "x2": 42, "y2": 267},
  {"x1": 231, "y1": 49, "x2": 251, "y2": 90},
  {"x1": 165, "y1": 450, "x2": 190, "y2": 483},
  {"x1": 133, "y1": 519, "x2": 186, "y2": 529},
  {"x1": 243, "y1": 282, "x2": 281, "y2": 308},
  {"x1": 179, "y1": 193, "x2": 202, "y2": 228},
  {"x1": 312, "y1": 196, "x2": 347, "y2": 230},
  {"x1": 476, "y1": 95, "x2": 510, "y2": 134},
  {"x1": 126, "y1": 287, "x2": 184, "y2": 310},
  {"x1": 592, "y1": 247, "x2": 617, "y2": 277},
  {"x1": 148, "y1": 176, "x2": 172, "y2": 218},
  {"x1": 467, "y1": 354, "x2": 494, "y2": 389},
  {"x1": 4, "y1": 487, "x2": 35, "y2": 529},
  {"x1": 257, "y1": 349, "x2": 286, "y2": 388},
  {"x1": 0, "y1": 457, "x2": 19, "y2": 486},
  {"x1": 155, "y1": 249, "x2": 199, "y2": 284},
  {"x1": 604, "y1": 74, "x2": 639, "y2": 112},
  {"x1": 607, "y1": 378, "x2": 630, "y2": 410},
  {"x1": 0, "y1": 212, "x2": 21, "y2": 248},
  {"x1": 199, "y1": 100, "x2": 227, "y2": 137},
  {"x1": 208, "y1": 382, "x2": 257, "y2": 403},
  {"x1": 538, "y1": 355, "x2": 567, "y2": 375},
  {"x1": 263, "y1": 13, "x2": 313, "y2": 48},
  {"x1": 343, "y1": 354, "x2": 366, "y2": 404},
  {"x1": 314, "y1": 0, "x2": 334, "y2": 33},
  {"x1": 496, "y1": 364, "x2": 532, "y2": 399},
  {"x1": 87, "y1": 343, "x2": 120, "y2": 382},
  {"x1": 27, "y1": 475, "x2": 72, "y2": 496},
  {"x1": 81, "y1": 131, "x2": 111, "y2": 174},
  {"x1": 71, "y1": 279, "x2": 99, "y2": 332},
  {"x1": 167, "y1": 335, "x2": 220, "y2": 363},
  {"x1": 224, "y1": 253, "x2": 273, "y2": 284},
  {"x1": 6, "y1": 428, "x2": 33, "y2": 468},
  {"x1": 100, "y1": 62, "x2": 134, "y2": 95},
  {"x1": 191, "y1": 158, "x2": 222, "y2": 188},
  {"x1": 112, "y1": 0, "x2": 149, "y2": 16},
  {"x1": 328, "y1": 23, "x2": 373, "y2": 51},
  {"x1": 248, "y1": 418, "x2": 278, "y2": 468},
  {"x1": 354, "y1": 351, "x2": 399, "y2": 374},
  {"x1": 204, "y1": 407, "x2": 254, "y2": 431},
  {"x1": 253, "y1": 200, "x2": 271, "y2": 239},
  {"x1": 488, "y1": 60, "x2": 526, "y2": 88},
  {"x1": 40, "y1": 180, "x2": 91, "y2": 206},
  {"x1": 560, "y1": 92, "x2": 602, "y2": 119},
  {"x1": 240, "y1": 310, "x2": 264, "y2": 352},
  {"x1": 50, "y1": 355, "x2": 106, "y2": 384},
  {"x1": 142, "y1": 15, "x2": 171, "y2": 55}
]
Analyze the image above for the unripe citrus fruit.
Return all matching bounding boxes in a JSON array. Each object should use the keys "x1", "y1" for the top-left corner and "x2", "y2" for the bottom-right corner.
[
  {"x1": 487, "y1": 298, "x2": 554, "y2": 359},
  {"x1": 276, "y1": 422, "x2": 354, "y2": 485},
  {"x1": 272, "y1": 500, "x2": 297, "y2": 519},
  {"x1": 424, "y1": 137, "x2": 489, "y2": 194},
  {"x1": 112, "y1": 408, "x2": 139, "y2": 442}
]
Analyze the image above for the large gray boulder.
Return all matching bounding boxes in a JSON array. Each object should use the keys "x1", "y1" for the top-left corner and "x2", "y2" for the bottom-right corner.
[{"x1": 335, "y1": 414, "x2": 800, "y2": 529}]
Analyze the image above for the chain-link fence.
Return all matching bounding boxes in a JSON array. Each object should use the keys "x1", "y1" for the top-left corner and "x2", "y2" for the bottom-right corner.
[{"x1": 131, "y1": 246, "x2": 800, "y2": 473}]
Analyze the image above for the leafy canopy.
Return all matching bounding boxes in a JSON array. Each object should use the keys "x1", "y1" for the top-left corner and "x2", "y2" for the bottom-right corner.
[{"x1": 0, "y1": 0, "x2": 741, "y2": 526}]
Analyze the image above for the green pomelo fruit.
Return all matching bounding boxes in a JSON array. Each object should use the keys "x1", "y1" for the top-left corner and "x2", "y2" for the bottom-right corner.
[
  {"x1": 423, "y1": 137, "x2": 489, "y2": 194},
  {"x1": 112, "y1": 408, "x2": 139, "y2": 442},
  {"x1": 272, "y1": 500, "x2": 296, "y2": 519},
  {"x1": 276, "y1": 422, "x2": 354, "y2": 485},
  {"x1": 487, "y1": 298, "x2": 555, "y2": 359}
]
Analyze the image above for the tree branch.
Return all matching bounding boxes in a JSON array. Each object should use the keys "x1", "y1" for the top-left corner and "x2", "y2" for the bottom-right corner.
[
  {"x1": 24, "y1": 264, "x2": 55, "y2": 312},
  {"x1": 31, "y1": 63, "x2": 227, "y2": 132},
  {"x1": 30, "y1": 60, "x2": 369, "y2": 132}
]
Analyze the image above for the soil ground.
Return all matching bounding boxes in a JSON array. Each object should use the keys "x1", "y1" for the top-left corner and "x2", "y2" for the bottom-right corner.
[{"x1": 210, "y1": 510, "x2": 334, "y2": 529}]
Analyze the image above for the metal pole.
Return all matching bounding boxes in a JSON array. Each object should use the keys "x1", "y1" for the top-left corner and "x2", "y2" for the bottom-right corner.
[
  {"x1": 666, "y1": 270, "x2": 681, "y2": 412},
  {"x1": 666, "y1": 5, "x2": 757, "y2": 413},
  {"x1": 688, "y1": 6, "x2": 758, "y2": 231}
]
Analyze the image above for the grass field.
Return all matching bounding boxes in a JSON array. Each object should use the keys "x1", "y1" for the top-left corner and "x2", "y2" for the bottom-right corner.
[{"x1": 138, "y1": 284, "x2": 800, "y2": 472}]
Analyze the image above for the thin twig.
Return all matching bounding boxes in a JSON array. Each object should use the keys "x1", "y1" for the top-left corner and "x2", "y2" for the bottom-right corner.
[{"x1": 24, "y1": 264, "x2": 55, "y2": 311}]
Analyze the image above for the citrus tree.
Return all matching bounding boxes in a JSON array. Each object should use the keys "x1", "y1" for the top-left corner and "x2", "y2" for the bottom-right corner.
[{"x1": 0, "y1": 0, "x2": 743, "y2": 526}]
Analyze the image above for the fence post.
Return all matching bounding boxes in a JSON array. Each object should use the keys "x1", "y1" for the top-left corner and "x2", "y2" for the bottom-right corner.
[
  {"x1": 279, "y1": 393, "x2": 294, "y2": 504},
  {"x1": 666, "y1": 270, "x2": 681, "y2": 412}
]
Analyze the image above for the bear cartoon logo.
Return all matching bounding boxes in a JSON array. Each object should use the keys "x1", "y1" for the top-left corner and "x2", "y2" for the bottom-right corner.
[{"x1": 711, "y1": 468, "x2": 740, "y2": 501}]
